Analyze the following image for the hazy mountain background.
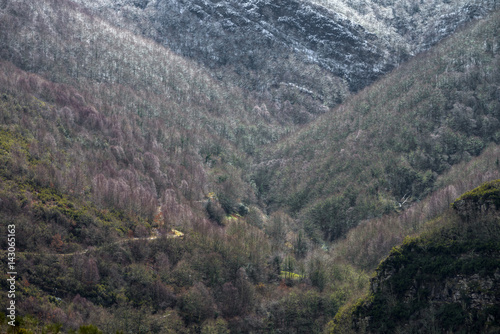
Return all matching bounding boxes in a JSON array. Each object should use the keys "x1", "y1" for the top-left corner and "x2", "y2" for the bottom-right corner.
[{"x1": 0, "y1": 0, "x2": 499, "y2": 332}]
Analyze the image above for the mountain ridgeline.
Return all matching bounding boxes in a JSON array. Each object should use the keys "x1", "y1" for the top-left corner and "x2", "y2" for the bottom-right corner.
[
  {"x1": 69, "y1": 0, "x2": 499, "y2": 123},
  {"x1": 0, "y1": 0, "x2": 500, "y2": 332},
  {"x1": 69, "y1": 0, "x2": 397, "y2": 92}
]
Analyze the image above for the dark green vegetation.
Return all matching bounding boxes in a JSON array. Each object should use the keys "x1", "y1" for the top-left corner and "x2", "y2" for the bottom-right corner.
[
  {"x1": 0, "y1": 0, "x2": 499, "y2": 332},
  {"x1": 330, "y1": 181, "x2": 500, "y2": 334}
]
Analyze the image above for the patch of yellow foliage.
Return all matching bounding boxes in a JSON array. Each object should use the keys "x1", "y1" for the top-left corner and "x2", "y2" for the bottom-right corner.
[
  {"x1": 280, "y1": 271, "x2": 304, "y2": 280},
  {"x1": 171, "y1": 229, "x2": 184, "y2": 238}
]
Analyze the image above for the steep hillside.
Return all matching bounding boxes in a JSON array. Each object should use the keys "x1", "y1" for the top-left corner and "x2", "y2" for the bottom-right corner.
[
  {"x1": 256, "y1": 9, "x2": 500, "y2": 242},
  {"x1": 0, "y1": 68, "x2": 367, "y2": 332},
  {"x1": 311, "y1": 0, "x2": 499, "y2": 55},
  {"x1": 330, "y1": 180, "x2": 500, "y2": 333},
  {"x1": 331, "y1": 143, "x2": 500, "y2": 271},
  {"x1": 0, "y1": 0, "x2": 293, "y2": 155},
  {"x1": 67, "y1": 0, "x2": 498, "y2": 125},
  {"x1": 70, "y1": 0, "x2": 394, "y2": 92}
]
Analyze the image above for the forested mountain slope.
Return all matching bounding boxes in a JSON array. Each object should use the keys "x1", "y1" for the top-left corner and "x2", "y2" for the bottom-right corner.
[
  {"x1": 0, "y1": 0, "x2": 292, "y2": 153},
  {"x1": 256, "y1": 9, "x2": 500, "y2": 242},
  {"x1": 0, "y1": 0, "x2": 364, "y2": 332},
  {"x1": 311, "y1": 0, "x2": 500, "y2": 56},
  {"x1": 0, "y1": 0, "x2": 499, "y2": 333},
  {"x1": 0, "y1": 60, "x2": 364, "y2": 332},
  {"x1": 330, "y1": 180, "x2": 500, "y2": 333},
  {"x1": 331, "y1": 142, "x2": 500, "y2": 271},
  {"x1": 68, "y1": 0, "x2": 499, "y2": 125},
  {"x1": 68, "y1": 0, "x2": 396, "y2": 91}
]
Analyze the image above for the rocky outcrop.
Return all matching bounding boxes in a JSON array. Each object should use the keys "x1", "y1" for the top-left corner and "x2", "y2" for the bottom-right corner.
[
  {"x1": 340, "y1": 181, "x2": 500, "y2": 333},
  {"x1": 452, "y1": 179, "x2": 500, "y2": 219},
  {"x1": 351, "y1": 244, "x2": 500, "y2": 333}
]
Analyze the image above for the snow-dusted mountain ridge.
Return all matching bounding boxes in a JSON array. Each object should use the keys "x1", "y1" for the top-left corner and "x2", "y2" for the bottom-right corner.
[{"x1": 71, "y1": 0, "x2": 499, "y2": 105}]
